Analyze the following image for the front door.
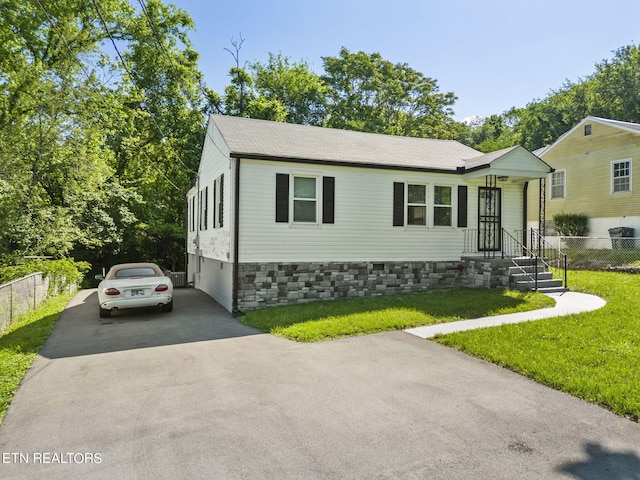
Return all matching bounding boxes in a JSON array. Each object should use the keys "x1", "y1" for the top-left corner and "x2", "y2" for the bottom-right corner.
[{"x1": 478, "y1": 186, "x2": 501, "y2": 252}]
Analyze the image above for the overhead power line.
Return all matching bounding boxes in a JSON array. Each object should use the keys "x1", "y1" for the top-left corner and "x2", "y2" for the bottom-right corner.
[{"x1": 91, "y1": 0, "x2": 197, "y2": 176}]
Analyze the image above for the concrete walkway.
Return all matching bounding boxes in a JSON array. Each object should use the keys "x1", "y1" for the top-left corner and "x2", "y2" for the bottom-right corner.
[{"x1": 405, "y1": 291, "x2": 607, "y2": 339}]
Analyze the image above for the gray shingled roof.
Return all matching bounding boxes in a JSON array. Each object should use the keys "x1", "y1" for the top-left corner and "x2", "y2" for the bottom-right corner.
[{"x1": 210, "y1": 114, "x2": 484, "y2": 172}]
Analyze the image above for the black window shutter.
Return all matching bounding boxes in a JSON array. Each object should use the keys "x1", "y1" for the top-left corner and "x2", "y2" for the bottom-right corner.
[
  {"x1": 322, "y1": 176, "x2": 335, "y2": 224},
  {"x1": 457, "y1": 185, "x2": 468, "y2": 227},
  {"x1": 204, "y1": 186, "x2": 209, "y2": 229},
  {"x1": 212, "y1": 180, "x2": 217, "y2": 228},
  {"x1": 393, "y1": 182, "x2": 404, "y2": 226},
  {"x1": 275, "y1": 173, "x2": 289, "y2": 222},
  {"x1": 219, "y1": 174, "x2": 224, "y2": 227}
]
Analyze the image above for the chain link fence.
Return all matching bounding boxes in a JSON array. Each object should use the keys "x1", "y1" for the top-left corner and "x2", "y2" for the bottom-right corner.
[
  {"x1": 0, "y1": 273, "x2": 49, "y2": 333},
  {"x1": 544, "y1": 236, "x2": 640, "y2": 270},
  {"x1": 0, "y1": 273, "x2": 78, "y2": 333}
]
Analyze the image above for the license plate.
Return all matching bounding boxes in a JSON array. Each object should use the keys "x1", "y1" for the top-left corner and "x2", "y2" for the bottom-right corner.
[{"x1": 130, "y1": 289, "x2": 145, "y2": 297}]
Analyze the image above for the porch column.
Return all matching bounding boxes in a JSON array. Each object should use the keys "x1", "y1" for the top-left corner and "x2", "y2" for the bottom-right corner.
[{"x1": 537, "y1": 177, "x2": 546, "y2": 255}]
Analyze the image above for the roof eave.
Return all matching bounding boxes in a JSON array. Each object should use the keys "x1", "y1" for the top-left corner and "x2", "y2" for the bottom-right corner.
[{"x1": 229, "y1": 152, "x2": 462, "y2": 174}]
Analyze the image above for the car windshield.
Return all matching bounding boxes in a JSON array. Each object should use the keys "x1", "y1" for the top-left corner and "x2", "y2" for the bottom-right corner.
[{"x1": 114, "y1": 267, "x2": 159, "y2": 278}]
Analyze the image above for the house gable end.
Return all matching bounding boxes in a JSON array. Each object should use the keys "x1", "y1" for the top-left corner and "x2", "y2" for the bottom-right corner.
[
  {"x1": 541, "y1": 116, "x2": 640, "y2": 159},
  {"x1": 463, "y1": 146, "x2": 551, "y2": 180}
]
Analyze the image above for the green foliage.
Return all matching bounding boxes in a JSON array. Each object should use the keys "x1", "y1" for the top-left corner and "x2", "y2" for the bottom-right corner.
[
  {"x1": 241, "y1": 288, "x2": 553, "y2": 342},
  {"x1": 457, "y1": 43, "x2": 640, "y2": 152},
  {"x1": 221, "y1": 47, "x2": 459, "y2": 139},
  {"x1": 322, "y1": 48, "x2": 458, "y2": 138},
  {"x1": 0, "y1": 259, "x2": 90, "y2": 294},
  {"x1": 553, "y1": 213, "x2": 589, "y2": 236},
  {"x1": 0, "y1": 0, "x2": 207, "y2": 270},
  {"x1": 251, "y1": 53, "x2": 327, "y2": 125},
  {"x1": 458, "y1": 114, "x2": 519, "y2": 152}
]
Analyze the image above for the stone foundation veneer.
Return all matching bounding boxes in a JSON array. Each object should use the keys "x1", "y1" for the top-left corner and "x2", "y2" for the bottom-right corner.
[{"x1": 237, "y1": 258, "x2": 512, "y2": 311}]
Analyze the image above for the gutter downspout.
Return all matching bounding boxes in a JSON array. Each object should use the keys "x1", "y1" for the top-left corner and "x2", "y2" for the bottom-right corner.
[
  {"x1": 195, "y1": 174, "x2": 201, "y2": 280},
  {"x1": 185, "y1": 195, "x2": 189, "y2": 275},
  {"x1": 523, "y1": 181, "x2": 528, "y2": 249},
  {"x1": 232, "y1": 158, "x2": 241, "y2": 316}
]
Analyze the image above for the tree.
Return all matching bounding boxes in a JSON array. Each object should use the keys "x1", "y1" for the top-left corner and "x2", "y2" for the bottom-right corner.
[
  {"x1": 321, "y1": 48, "x2": 458, "y2": 138},
  {"x1": 587, "y1": 44, "x2": 640, "y2": 122},
  {"x1": 457, "y1": 114, "x2": 519, "y2": 153},
  {"x1": 250, "y1": 52, "x2": 327, "y2": 125},
  {"x1": 0, "y1": 0, "x2": 210, "y2": 271},
  {"x1": 501, "y1": 44, "x2": 640, "y2": 151}
]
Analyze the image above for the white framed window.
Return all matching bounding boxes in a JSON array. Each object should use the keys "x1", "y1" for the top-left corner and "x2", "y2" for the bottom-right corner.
[
  {"x1": 612, "y1": 159, "x2": 631, "y2": 194},
  {"x1": 407, "y1": 184, "x2": 427, "y2": 226},
  {"x1": 433, "y1": 185, "x2": 452, "y2": 226},
  {"x1": 584, "y1": 124, "x2": 592, "y2": 136},
  {"x1": 292, "y1": 175, "x2": 318, "y2": 223},
  {"x1": 550, "y1": 170, "x2": 566, "y2": 200}
]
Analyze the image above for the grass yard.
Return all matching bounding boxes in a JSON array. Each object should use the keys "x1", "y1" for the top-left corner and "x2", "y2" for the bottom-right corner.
[
  {"x1": 240, "y1": 288, "x2": 554, "y2": 342},
  {"x1": 437, "y1": 270, "x2": 640, "y2": 422},
  {"x1": 0, "y1": 293, "x2": 73, "y2": 425}
]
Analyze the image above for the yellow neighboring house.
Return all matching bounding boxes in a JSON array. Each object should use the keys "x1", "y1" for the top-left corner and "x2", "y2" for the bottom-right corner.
[{"x1": 527, "y1": 116, "x2": 640, "y2": 238}]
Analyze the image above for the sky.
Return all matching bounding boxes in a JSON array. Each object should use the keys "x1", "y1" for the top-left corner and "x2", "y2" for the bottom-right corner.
[{"x1": 169, "y1": 0, "x2": 640, "y2": 121}]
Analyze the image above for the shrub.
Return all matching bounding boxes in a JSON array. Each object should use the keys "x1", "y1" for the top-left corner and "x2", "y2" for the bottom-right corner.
[
  {"x1": 0, "y1": 258, "x2": 90, "y2": 294},
  {"x1": 553, "y1": 213, "x2": 589, "y2": 236}
]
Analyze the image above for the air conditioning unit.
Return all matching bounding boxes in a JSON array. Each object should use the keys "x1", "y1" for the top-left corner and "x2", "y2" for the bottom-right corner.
[{"x1": 169, "y1": 272, "x2": 187, "y2": 288}]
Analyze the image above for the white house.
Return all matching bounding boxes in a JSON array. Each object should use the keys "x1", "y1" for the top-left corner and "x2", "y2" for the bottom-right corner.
[{"x1": 187, "y1": 115, "x2": 552, "y2": 313}]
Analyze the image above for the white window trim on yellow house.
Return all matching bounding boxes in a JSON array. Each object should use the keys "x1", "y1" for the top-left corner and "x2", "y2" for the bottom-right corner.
[
  {"x1": 611, "y1": 159, "x2": 632, "y2": 195},
  {"x1": 550, "y1": 169, "x2": 566, "y2": 200}
]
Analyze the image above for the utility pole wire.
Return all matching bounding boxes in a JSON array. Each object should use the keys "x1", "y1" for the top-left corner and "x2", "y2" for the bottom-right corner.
[
  {"x1": 137, "y1": 0, "x2": 223, "y2": 115},
  {"x1": 91, "y1": 0, "x2": 197, "y2": 176}
]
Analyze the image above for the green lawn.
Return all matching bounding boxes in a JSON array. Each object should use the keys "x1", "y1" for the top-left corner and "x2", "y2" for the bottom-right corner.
[
  {"x1": 240, "y1": 288, "x2": 554, "y2": 342},
  {"x1": 0, "y1": 294, "x2": 73, "y2": 425},
  {"x1": 437, "y1": 270, "x2": 640, "y2": 421}
]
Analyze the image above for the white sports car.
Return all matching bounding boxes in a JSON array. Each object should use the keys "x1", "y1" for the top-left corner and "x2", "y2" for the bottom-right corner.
[{"x1": 97, "y1": 263, "x2": 173, "y2": 318}]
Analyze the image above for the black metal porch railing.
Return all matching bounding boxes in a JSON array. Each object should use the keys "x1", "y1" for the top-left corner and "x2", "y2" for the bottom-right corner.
[
  {"x1": 463, "y1": 228, "x2": 568, "y2": 291},
  {"x1": 530, "y1": 229, "x2": 568, "y2": 288},
  {"x1": 502, "y1": 229, "x2": 568, "y2": 290}
]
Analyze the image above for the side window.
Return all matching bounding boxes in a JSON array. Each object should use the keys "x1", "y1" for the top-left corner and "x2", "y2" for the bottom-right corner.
[
  {"x1": 275, "y1": 174, "x2": 335, "y2": 224},
  {"x1": 612, "y1": 160, "x2": 631, "y2": 193},
  {"x1": 394, "y1": 182, "x2": 453, "y2": 227},
  {"x1": 407, "y1": 184, "x2": 426, "y2": 226},
  {"x1": 293, "y1": 176, "x2": 317, "y2": 223},
  {"x1": 550, "y1": 170, "x2": 566, "y2": 199},
  {"x1": 433, "y1": 186, "x2": 452, "y2": 226}
]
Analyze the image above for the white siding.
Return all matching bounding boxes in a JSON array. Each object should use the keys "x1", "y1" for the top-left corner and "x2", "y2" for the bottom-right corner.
[
  {"x1": 193, "y1": 123, "x2": 233, "y2": 262},
  {"x1": 197, "y1": 257, "x2": 234, "y2": 312},
  {"x1": 187, "y1": 122, "x2": 235, "y2": 308},
  {"x1": 238, "y1": 160, "x2": 526, "y2": 263},
  {"x1": 499, "y1": 182, "x2": 525, "y2": 234}
]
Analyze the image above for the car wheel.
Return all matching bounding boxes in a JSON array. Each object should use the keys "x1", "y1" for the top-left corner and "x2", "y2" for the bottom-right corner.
[
  {"x1": 162, "y1": 300, "x2": 173, "y2": 313},
  {"x1": 99, "y1": 307, "x2": 111, "y2": 318}
]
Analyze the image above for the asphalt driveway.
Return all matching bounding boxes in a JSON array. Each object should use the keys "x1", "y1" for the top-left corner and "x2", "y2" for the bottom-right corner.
[{"x1": 1, "y1": 288, "x2": 639, "y2": 479}]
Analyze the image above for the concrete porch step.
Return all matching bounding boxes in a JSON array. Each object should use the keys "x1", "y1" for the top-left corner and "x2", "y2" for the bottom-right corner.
[
  {"x1": 511, "y1": 272, "x2": 555, "y2": 282},
  {"x1": 536, "y1": 286, "x2": 569, "y2": 294},
  {"x1": 509, "y1": 265, "x2": 548, "y2": 276},
  {"x1": 514, "y1": 278, "x2": 564, "y2": 291}
]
